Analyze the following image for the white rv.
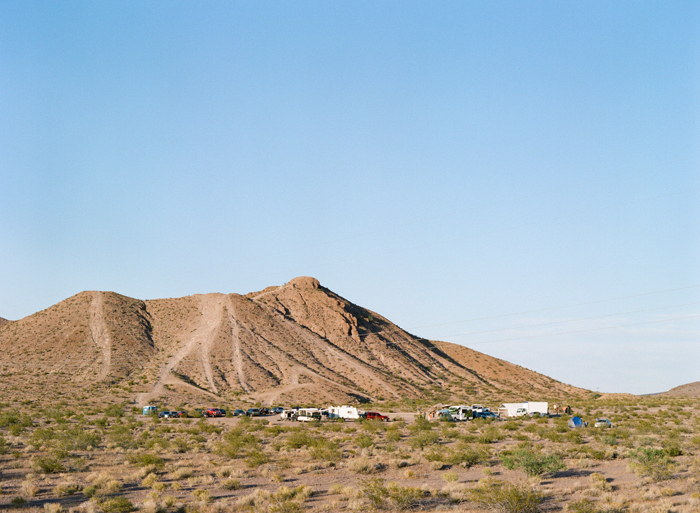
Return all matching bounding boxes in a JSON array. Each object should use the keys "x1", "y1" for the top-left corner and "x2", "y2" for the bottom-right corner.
[
  {"x1": 327, "y1": 405, "x2": 364, "y2": 421},
  {"x1": 448, "y1": 405, "x2": 472, "y2": 421},
  {"x1": 296, "y1": 408, "x2": 322, "y2": 422}
]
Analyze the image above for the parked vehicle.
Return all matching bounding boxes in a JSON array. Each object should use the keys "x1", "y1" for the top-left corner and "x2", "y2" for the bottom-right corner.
[
  {"x1": 205, "y1": 408, "x2": 226, "y2": 418},
  {"x1": 271, "y1": 407, "x2": 284, "y2": 414},
  {"x1": 498, "y1": 402, "x2": 549, "y2": 418},
  {"x1": 435, "y1": 409, "x2": 456, "y2": 422},
  {"x1": 176, "y1": 411, "x2": 188, "y2": 418},
  {"x1": 474, "y1": 411, "x2": 499, "y2": 419},
  {"x1": 158, "y1": 411, "x2": 177, "y2": 419},
  {"x1": 246, "y1": 408, "x2": 261, "y2": 417},
  {"x1": 233, "y1": 409, "x2": 246, "y2": 416},
  {"x1": 327, "y1": 405, "x2": 365, "y2": 421},
  {"x1": 365, "y1": 411, "x2": 389, "y2": 422},
  {"x1": 594, "y1": 418, "x2": 612, "y2": 428},
  {"x1": 448, "y1": 405, "x2": 472, "y2": 421},
  {"x1": 296, "y1": 408, "x2": 322, "y2": 422},
  {"x1": 280, "y1": 409, "x2": 297, "y2": 421}
]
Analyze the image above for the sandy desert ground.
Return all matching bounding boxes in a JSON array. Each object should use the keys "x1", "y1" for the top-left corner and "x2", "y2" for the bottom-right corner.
[{"x1": 0, "y1": 395, "x2": 699, "y2": 513}]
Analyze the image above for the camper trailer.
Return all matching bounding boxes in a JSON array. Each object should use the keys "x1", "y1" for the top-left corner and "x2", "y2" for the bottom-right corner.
[
  {"x1": 448, "y1": 405, "x2": 472, "y2": 421},
  {"x1": 498, "y1": 402, "x2": 549, "y2": 418},
  {"x1": 296, "y1": 408, "x2": 322, "y2": 422},
  {"x1": 327, "y1": 405, "x2": 364, "y2": 421}
]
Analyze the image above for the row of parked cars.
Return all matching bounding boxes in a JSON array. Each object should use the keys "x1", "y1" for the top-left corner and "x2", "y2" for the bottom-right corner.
[{"x1": 152, "y1": 405, "x2": 391, "y2": 422}]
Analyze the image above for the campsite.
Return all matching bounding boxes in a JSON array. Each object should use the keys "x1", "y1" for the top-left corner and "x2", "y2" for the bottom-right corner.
[{"x1": 0, "y1": 394, "x2": 699, "y2": 512}]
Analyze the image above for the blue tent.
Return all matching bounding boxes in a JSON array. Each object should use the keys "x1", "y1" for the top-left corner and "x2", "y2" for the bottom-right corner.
[{"x1": 568, "y1": 416, "x2": 584, "y2": 428}]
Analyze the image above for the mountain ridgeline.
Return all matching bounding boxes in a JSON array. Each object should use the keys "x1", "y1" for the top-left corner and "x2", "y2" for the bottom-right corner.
[{"x1": 0, "y1": 277, "x2": 590, "y2": 406}]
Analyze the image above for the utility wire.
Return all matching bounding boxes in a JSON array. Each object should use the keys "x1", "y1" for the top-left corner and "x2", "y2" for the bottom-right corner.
[
  {"x1": 431, "y1": 301, "x2": 700, "y2": 340},
  {"x1": 452, "y1": 314, "x2": 700, "y2": 347},
  {"x1": 356, "y1": 285, "x2": 700, "y2": 340}
]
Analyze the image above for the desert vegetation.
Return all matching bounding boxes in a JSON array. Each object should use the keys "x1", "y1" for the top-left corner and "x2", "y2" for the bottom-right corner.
[{"x1": 0, "y1": 395, "x2": 699, "y2": 512}]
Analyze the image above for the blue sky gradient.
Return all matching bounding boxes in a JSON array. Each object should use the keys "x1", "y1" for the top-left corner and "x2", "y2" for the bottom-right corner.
[{"x1": 1, "y1": 2, "x2": 698, "y2": 394}]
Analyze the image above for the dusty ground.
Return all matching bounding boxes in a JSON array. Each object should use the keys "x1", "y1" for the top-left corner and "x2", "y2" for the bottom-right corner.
[{"x1": 0, "y1": 396, "x2": 698, "y2": 513}]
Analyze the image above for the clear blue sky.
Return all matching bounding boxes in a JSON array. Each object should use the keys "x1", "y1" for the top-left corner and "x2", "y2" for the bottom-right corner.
[{"x1": 1, "y1": 2, "x2": 698, "y2": 394}]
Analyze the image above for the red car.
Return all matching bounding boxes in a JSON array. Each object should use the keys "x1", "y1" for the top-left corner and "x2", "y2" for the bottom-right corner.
[
  {"x1": 365, "y1": 412, "x2": 389, "y2": 422},
  {"x1": 204, "y1": 408, "x2": 226, "y2": 418}
]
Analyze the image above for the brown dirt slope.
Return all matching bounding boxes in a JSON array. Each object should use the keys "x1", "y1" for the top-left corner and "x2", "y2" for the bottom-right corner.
[
  {"x1": 0, "y1": 276, "x2": 592, "y2": 406},
  {"x1": 0, "y1": 316, "x2": 9, "y2": 328},
  {"x1": 0, "y1": 291, "x2": 154, "y2": 385},
  {"x1": 661, "y1": 381, "x2": 700, "y2": 397}
]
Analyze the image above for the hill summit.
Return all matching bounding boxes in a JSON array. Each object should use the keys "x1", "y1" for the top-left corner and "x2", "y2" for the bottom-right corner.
[{"x1": 0, "y1": 277, "x2": 589, "y2": 406}]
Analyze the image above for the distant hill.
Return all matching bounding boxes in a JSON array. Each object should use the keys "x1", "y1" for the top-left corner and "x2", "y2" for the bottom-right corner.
[
  {"x1": 0, "y1": 277, "x2": 591, "y2": 407},
  {"x1": 0, "y1": 317, "x2": 9, "y2": 328},
  {"x1": 661, "y1": 381, "x2": 700, "y2": 397}
]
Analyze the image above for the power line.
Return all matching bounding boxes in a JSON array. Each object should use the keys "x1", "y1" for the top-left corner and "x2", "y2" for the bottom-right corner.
[
  {"x1": 357, "y1": 285, "x2": 700, "y2": 339},
  {"x1": 451, "y1": 314, "x2": 700, "y2": 347},
  {"x1": 431, "y1": 301, "x2": 700, "y2": 340}
]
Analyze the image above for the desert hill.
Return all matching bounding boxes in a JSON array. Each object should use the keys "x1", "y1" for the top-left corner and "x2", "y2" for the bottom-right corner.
[
  {"x1": 0, "y1": 277, "x2": 591, "y2": 407},
  {"x1": 0, "y1": 316, "x2": 9, "y2": 328},
  {"x1": 661, "y1": 381, "x2": 700, "y2": 397}
]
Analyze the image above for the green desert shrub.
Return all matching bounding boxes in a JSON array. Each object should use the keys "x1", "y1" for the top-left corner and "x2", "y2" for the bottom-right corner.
[
  {"x1": 127, "y1": 453, "x2": 165, "y2": 468},
  {"x1": 99, "y1": 497, "x2": 134, "y2": 513},
  {"x1": 468, "y1": 481, "x2": 543, "y2": 513},
  {"x1": 500, "y1": 447, "x2": 566, "y2": 477},
  {"x1": 33, "y1": 455, "x2": 66, "y2": 474},
  {"x1": 447, "y1": 446, "x2": 487, "y2": 468},
  {"x1": 356, "y1": 433, "x2": 375, "y2": 448},
  {"x1": 628, "y1": 447, "x2": 674, "y2": 482},
  {"x1": 567, "y1": 498, "x2": 599, "y2": 513},
  {"x1": 409, "y1": 431, "x2": 439, "y2": 450}
]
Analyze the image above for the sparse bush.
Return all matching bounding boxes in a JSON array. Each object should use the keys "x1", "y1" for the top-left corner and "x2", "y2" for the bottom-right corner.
[
  {"x1": 104, "y1": 404, "x2": 125, "y2": 418},
  {"x1": 351, "y1": 458, "x2": 381, "y2": 474},
  {"x1": 21, "y1": 480, "x2": 40, "y2": 497},
  {"x1": 44, "y1": 503, "x2": 64, "y2": 513},
  {"x1": 222, "y1": 478, "x2": 242, "y2": 490},
  {"x1": 468, "y1": 481, "x2": 543, "y2": 513},
  {"x1": 387, "y1": 482, "x2": 423, "y2": 511},
  {"x1": 191, "y1": 489, "x2": 212, "y2": 503},
  {"x1": 588, "y1": 473, "x2": 612, "y2": 492},
  {"x1": 127, "y1": 453, "x2": 165, "y2": 468},
  {"x1": 409, "y1": 431, "x2": 439, "y2": 450},
  {"x1": 246, "y1": 449, "x2": 271, "y2": 468},
  {"x1": 359, "y1": 477, "x2": 388, "y2": 509},
  {"x1": 169, "y1": 467, "x2": 193, "y2": 481},
  {"x1": 447, "y1": 446, "x2": 486, "y2": 468},
  {"x1": 567, "y1": 498, "x2": 598, "y2": 513},
  {"x1": 100, "y1": 496, "x2": 134, "y2": 513},
  {"x1": 442, "y1": 470, "x2": 458, "y2": 482},
  {"x1": 356, "y1": 433, "x2": 374, "y2": 448},
  {"x1": 628, "y1": 447, "x2": 674, "y2": 482},
  {"x1": 500, "y1": 447, "x2": 566, "y2": 477},
  {"x1": 53, "y1": 482, "x2": 80, "y2": 496},
  {"x1": 33, "y1": 455, "x2": 66, "y2": 474}
]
